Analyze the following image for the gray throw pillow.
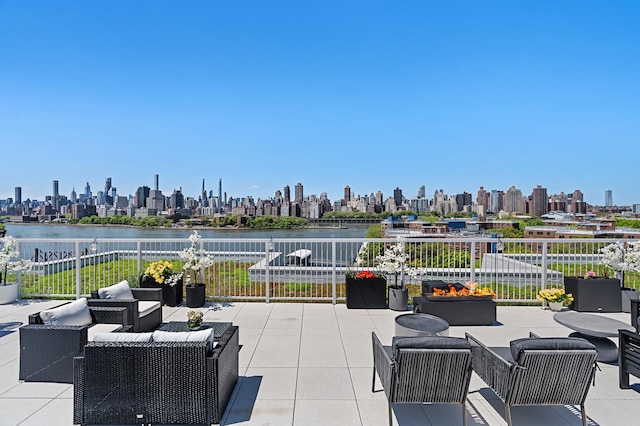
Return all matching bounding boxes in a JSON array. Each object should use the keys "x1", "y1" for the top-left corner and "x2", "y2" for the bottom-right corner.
[
  {"x1": 39, "y1": 297, "x2": 93, "y2": 326},
  {"x1": 98, "y1": 280, "x2": 135, "y2": 300}
]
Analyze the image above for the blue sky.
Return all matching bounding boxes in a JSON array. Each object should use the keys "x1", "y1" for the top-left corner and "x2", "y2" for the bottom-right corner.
[{"x1": 1, "y1": 1, "x2": 638, "y2": 205}]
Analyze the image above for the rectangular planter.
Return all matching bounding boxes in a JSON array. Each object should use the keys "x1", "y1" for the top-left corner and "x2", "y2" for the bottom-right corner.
[
  {"x1": 621, "y1": 288, "x2": 640, "y2": 313},
  {"x1": 139, "y1": 275, "x2": 183, "y2": 307},
  {"x1": 345, "y1": 277, "x2": 387, "y2": 309},
  {"x1": 412, "y1": 296, "x2": 496, "y2": 326},
  {"x1": 563, "y1": 277, "x2": 621, "y2": 312}
]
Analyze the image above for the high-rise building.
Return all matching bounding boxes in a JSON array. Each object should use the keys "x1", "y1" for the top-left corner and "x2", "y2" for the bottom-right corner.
[
  {"x1": 218, "y1": 178, "x2": 223, "y2": 211},
  {"x1": 154, "y1": 174, "x2": 159, "y2": 191},
  {"x1": 477, "y1": 186, "x2": 488, "y2": 210},
  {"x1": 53, "y1": 180, "x2": 59, "y2": 198},
  {"x1": 490, "y1": 190, "x2": 503, "y2": 213},
  {"x1": 605, "y1": 190, "x2": 613, "y2": 207},
  {"x1": 70, "y1": 187, "x2": 77, "y2": 204},
  {"x1": 417, "y1": 185, "x2": 426, "y2": 199},
  {"x1": 14, "y1": 187, "x2": 21, "y2": 205},
  {"x1": 393, "y1": 187, "x2": 403, "y2": 207},
  {"x1": 134, "y1": 186, "x2": 150, "y2": 208},
  {"x1": 283, "y1": 185, "x2": 291, "y2": 203},
  {"x1": 531, "y1": 185, "x2": 548, "y2": 217},
  {"x1": 344, "y1": 185, "x2": 351, "y2": 203},
  {"x1": 294, "y1": 183, "x2": 303, "y2": 203},
  {"x1": 504, "y1": 186, "x2": 524, "y2": 214}
]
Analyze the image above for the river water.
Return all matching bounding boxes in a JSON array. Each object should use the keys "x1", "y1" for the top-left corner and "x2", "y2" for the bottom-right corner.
[{"x1": 4, "y1": 223, "x2": 370, "y2": 240}]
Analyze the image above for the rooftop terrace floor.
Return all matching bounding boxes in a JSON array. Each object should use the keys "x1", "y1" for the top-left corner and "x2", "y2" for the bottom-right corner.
[{"x1": 1, "y1": 300, "x2": 639, "y2": 425}]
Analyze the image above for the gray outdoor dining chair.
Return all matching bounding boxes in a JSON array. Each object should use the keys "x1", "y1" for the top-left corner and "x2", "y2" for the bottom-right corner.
[
  {"x1": 372, "y1": 332, "x2": 473, "y2": 426},
  {"x1": 465, "y1": 332, "x2": 597, "y2": 426}
]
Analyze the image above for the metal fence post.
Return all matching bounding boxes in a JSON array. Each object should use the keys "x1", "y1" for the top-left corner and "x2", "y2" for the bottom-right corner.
[
  {"x1": 469, "y1": 240, "x2": 476, "y2": 284},
  {"x1": 265, "y1": 240, "x2": 270, "y2": 304},
  {"x1": 137, "y1": 241, "x2": 142, "y2": 276},
  {"x1": 332, "y1": 241, "x2": 337, "y2": 305},
  {"x1": 75, "y1": 241, "x2": 82, "y2": 299}
]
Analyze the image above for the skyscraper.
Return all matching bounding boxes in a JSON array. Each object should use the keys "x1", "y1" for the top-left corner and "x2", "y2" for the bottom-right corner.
[
  {"x1": 605, "y1": 190, "x2": 613, "y2": 207},
  {"x1": 531, "y1": 185, "x2": 548, "y2": 217},
  {"x1": 393, "y1": 187, "x2": 403, "y2": 207},
  {"x1": 504, "y1": 186, "x2": 524, "y2": 214},
  {"x1": 218, "y1": 178, "x2": 223, "y2": 211},
  {"x1": 283, "y1": 185, "x2": 290, "y2": 203},
  {"x1": 418, "y1": 185, "x2": 426, "y2": 199},
  {"x1": 295, "y1": 183, "x2": 303, "y2": 203},
  {"x1": 344, "y1": 185, "x2": 351, "y2": 203},
  {"x1": 14, "y1": 187, "x2": 21, "y2": 205},
  {"x1": 154, "y1": 174, "x2": 159, "y2": 191}
]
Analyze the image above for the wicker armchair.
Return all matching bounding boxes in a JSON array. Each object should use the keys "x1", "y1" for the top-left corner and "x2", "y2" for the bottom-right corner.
[
  {"x1": 89, "y1": 287, "x2": 163, "y2": 332},
  {"x1": 74, "y1": 325, "x2": 239, "y2": 425},
  {"x1": 619, "y1": 329, "x2": 640, "y2": 389},
  {"x1": 466, "y1": 332, "x2": 597, "y2": 426},
  {"x1": 19, "y1": 304, "x2": 128, "y2": 383},
  {"x1": 372, "y1": 332, "x2": 473, "y2": 426}
]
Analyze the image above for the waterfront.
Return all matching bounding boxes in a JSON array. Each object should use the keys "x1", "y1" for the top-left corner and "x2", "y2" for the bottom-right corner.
[{"x1": 4, "y1": 223, "x2": 370, "y2": 240}]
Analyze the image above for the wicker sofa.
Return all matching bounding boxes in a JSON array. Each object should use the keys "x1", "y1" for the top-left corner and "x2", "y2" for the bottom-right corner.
[
  {"x1": 73, "y1": 325, "x2": 239, "y2": 425},
  {"x1": 19, "y1": 301, "x2": 128, "y2": 383}
]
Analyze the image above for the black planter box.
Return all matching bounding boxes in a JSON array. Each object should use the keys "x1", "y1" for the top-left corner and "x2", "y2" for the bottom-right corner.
[
  {"x1": 345, "y1": 277, "x2": 387, "y2": 309},
  {"x1": 139, "y1": 275, "x2": 183, "y2": 307},
  {"x1": 564, "y1": 277, "x2": 621, "y2": 312},
  {"x1": 186, "y1": 283, "x2": 206, "y2": 308},
  {"x1": 412, "y1": 296, "x2": 496, "y2": 326}
]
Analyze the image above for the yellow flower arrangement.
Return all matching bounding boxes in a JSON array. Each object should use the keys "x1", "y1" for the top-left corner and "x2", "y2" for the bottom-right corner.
[
  {"x1": 143, "y1": 260, "x2": 183, "y2": 286},
  {"x1": 537, "y1": 288, "x2": 573, "y2": 305}
]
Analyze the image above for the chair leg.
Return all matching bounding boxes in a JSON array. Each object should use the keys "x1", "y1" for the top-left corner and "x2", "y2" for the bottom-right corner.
[
  {"x1": 388, "y1": 400, "x2": 393, "y2": 426},
  {"x1": 461, "y1": 402, "x2": 467, "y2": 426},
  {"x1": 505, "y1": 403, "x2": 512, "y2": 426},
  {"x1": 372, "y1": 366, "x2": 376, "y2": 392},
  {"x1": 581, "y1": 404, "x2": 587, "y2": 426}
]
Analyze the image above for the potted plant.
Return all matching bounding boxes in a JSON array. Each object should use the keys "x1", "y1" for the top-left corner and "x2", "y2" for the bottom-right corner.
[
  {"x1": 344, "y1": 270, "x2": 387, "y2": 309},
  {"x1": 600, "y1": 241, "x2": 640, "y2": 312},
  {"x1": 179, "y1": 231, "x2": 215, "y2": 308},
  {"x1": 375, "y1": 239, "x2": 411, "y2": 311},
  {"x1": 187, "y1": 309, "x2": 204, "y2": 330},
  {"x1": 537, "y1": 288, "x2": 574, "y2": 312},
  {"x1": 0, "y1": 236, "x2": 33, "y2": 304},
  {"x1": 140, "y1": 260, "x2": 184, "y2": 306}
]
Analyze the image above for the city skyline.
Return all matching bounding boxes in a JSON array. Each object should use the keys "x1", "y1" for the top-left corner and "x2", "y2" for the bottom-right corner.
[
  {"x1": 1, "y1": 2, "x2": 639, "y2": 205},
  {"x1": 1, "y1": 174, "x2": 624, "y2": 210}
]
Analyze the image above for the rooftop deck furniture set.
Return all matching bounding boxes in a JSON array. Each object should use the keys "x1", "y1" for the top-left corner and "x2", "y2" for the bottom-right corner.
[{"x1": 373, "y1": 328, "x2": 599, "y2": 426}]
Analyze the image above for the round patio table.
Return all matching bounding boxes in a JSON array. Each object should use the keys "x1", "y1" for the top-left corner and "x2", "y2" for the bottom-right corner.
[
  {"x1": 553, "y1": 311, "x2": 634, "y2": 363},
  {"x1": 394, "y1": 313, "x2": 449, "y2": 337}
]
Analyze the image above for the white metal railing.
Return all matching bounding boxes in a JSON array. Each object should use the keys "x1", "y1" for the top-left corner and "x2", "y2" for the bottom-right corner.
[{"x1": 12, "y1": 237, "x2": 637, "y2": 303}]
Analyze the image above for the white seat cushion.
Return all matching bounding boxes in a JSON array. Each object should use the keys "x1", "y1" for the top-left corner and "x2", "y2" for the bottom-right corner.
[
  {"x1": 39, "y1": 298, "x2": 93, "y2": 326},
  {"x1": 98, "y1": 280, "x2": 134, "y2": 300},
  {"x1": 93, "y1": 331, "x2": 153, "y2": 342},
  {"x1": 138, "y1": 301, "x2": 161, "y2": 317},
  {"x1": 87, "y1": 323, "x2": 124, "y2": 341},
  {"x1": 152, "y1": 328, "x2": 217, "y2": 350}
]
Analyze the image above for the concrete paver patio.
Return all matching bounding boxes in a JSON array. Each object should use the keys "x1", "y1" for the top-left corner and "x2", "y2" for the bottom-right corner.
[{"x1": 1, "y1": 300, "x2": 640, "y2": 425}]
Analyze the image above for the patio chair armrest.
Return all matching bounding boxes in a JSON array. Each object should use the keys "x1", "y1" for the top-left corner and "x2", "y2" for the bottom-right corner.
[
  {"x1": 529, "y1": 331, "x2": 541, "y2": 338},
  {"x1": 465, "y1": 332, "x2": 514, "y2": 400},
  {"x1": 372, "y1": 332, "x2": 394, "y2": 397},
  {"x1": 89, "y1": 306, "x2": 128, "y2": 327},
  {"x1": 132, "y1": 287, "x2": 163, "y2": 302}
]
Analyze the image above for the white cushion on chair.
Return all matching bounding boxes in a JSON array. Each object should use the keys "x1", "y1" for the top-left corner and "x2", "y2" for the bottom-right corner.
[
  {"x1": 39, "y1": 298, "x2": 93, "y2": 326},
  {"x1": 93, "y1": 332, "x2": 153, "y2": 342},
  {"x1": 98, "y1": 280, "x2": 134, "y2": 300},
  {"x1": 152, "y1": 328, "x2": 217, "y2": 350},
  {"x1": 88, "y1": 323, "x2": 124, "y2": 341},
  {"x1": 138, "y1": 301, "x2": 161, "y2": 317}
]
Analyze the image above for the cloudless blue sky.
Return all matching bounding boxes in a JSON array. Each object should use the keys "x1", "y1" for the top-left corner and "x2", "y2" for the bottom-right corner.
[{"x1": 1, "y1": 1, "x2": 638, "y2": 205}]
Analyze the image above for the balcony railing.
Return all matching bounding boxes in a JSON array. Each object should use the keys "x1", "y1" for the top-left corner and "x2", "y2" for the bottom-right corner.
[{"x1": 11, "y1": 237, "x2": 638, "y2": 303}]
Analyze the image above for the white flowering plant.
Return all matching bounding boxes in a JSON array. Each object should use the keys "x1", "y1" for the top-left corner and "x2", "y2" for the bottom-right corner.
[
  {"x1": 0, "y1": 236, "x2": 33, "y2": 285},
  {"x1": 374, "y1": 238, "x2": 418, "y2": 289},
  {"x1": 599, "y1": 241, "x2": 640, "y2": 281},
  {"x1": 179, "y1": 231, "x2": 215, "y2": 285}
]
